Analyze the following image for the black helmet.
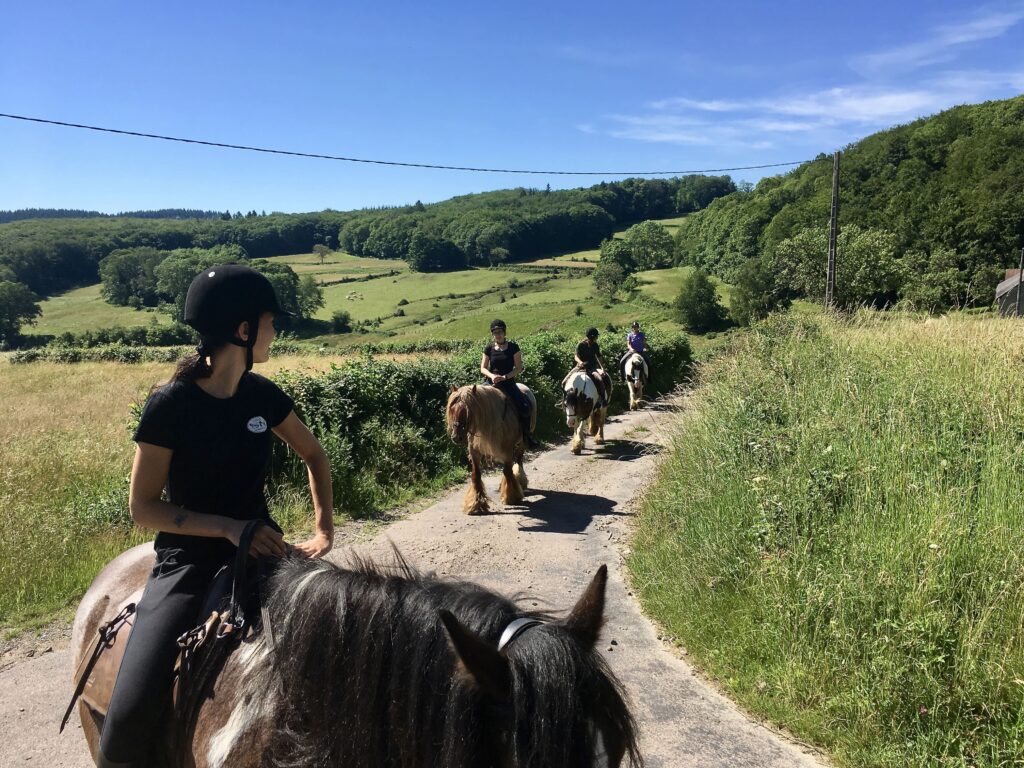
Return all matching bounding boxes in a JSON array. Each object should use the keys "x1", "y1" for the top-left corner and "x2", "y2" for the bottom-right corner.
[
  {"x1": 184, "y1": 264, "x2": 290, "y2": 370},
  {"x1": 585, "y1": 327, "x2": 599, "y2": 339},
  {"x1": 185, "y1": 264, "x2": 287, "y2": 340},
  {"x1": 490, "y1": 319, "x2": 507, "y2": 332},
  {"x1": 631, "y1": 321, "x2": 641, "y2": 329}
]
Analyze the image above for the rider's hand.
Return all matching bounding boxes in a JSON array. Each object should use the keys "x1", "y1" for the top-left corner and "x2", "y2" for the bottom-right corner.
[
  {"x1": 226, "y1": 519, "x2": 289, "y2": 558},
  {"x1": 492, "y1": 374, "x2": 505, "y2": 384},
  {"x1": 291, "y1": 530, "x2": 333, "y2": 559}
]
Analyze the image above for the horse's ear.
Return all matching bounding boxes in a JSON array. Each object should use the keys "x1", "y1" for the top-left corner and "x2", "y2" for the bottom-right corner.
[
  {"x1": 472, "y1": 384, "x2": 478, "y2": 393},
  {"x1": 439, "y1": 610, "x2": 511, "y2": 702},
  {"x1": 564, "y1": 565, "x2": 607, "y2": 648},
  {"x1": 451, "y1": 385, "x2": 459, "y2": 393}
]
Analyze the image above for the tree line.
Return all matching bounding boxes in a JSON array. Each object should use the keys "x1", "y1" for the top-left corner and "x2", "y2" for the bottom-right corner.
[{"x1": 673, "y1": 94, "x2": 1024, "y2": 313}]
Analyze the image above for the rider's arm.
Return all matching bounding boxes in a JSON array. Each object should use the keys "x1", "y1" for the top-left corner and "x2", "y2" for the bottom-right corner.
[
  {"x1": 480, "y1": 353, "x2": 494, "y2": 382},
  {"x1": 510, "y1": 351, "x2": 524, "y2": 379},
  {"x1": 129, "y1": 443, "x2": 288, "y2": 557},
  {"x1": 273, "y1": 411, "x2": 334, "y2": 558}
]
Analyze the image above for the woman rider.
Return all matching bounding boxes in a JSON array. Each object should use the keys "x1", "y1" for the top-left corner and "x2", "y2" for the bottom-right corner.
[
  {"x1": 618, "y1": 321, "x2": 652, "y2": 378},
  {"x1": 97, "y1": 265, "x2": 335, "y2": 768},
  {"x1": 574, "y1": 327, "x2": 609, "y2": 406},
  {"x1": 480, "y1": 319, "x2": 539, "y2": 448}
]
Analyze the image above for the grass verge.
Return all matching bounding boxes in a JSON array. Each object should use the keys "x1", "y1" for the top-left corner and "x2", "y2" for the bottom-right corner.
[{"x1": 629, "y1": 311, "x2": 1024, "y2": 767}]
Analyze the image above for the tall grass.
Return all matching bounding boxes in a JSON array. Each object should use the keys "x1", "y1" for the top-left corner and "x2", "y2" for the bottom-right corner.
[{"x1": 629, "y1": 311, "x2": 1024, "y2": 767}]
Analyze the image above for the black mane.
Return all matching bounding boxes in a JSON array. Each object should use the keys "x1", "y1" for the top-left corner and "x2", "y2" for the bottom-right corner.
[{"x1": 252, "y1": 555, "x2": 641, "y2": 767}]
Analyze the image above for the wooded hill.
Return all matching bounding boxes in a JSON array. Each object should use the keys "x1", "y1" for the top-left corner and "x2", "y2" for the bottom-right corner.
[
  {"x1": 0, "y1": 176, "x2": 734, "y2": 298},
  {"x1": 676, "y1": 95, "x2": 1024, "y2": 309}
]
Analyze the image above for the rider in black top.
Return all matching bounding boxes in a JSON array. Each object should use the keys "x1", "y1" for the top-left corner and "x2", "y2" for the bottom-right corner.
[
  {"x1": 574, "y1": 327, "x2": 609, "y2": 406},
  {"x1": 481, "y1": 319, "x2": 539, "y2": 448},
  {"x1": 97, "y1": 265, "x2": 335, "y2": 768}
]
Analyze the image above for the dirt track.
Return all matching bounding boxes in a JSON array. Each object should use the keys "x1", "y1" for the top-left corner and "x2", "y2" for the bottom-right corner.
[{"x1": 0, "y1": 400, "x2": 827, "y2": 767}]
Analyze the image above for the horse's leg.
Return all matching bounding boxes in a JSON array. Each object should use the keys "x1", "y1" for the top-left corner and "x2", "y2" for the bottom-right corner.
[
  {"x1": 572, "y1": 418, "x2": 585, "y2": 454},
  {"x1": 512, "y1": 446, "x2": 528, "y2": 492},
  {"x1": 463, "y1": 450, "x2": 489, "y2": 515},
  {"x1": 500, "y1": 460, "x2": 523, "y2": 505},
  {"x1": 596, "y1": 408, "x2": 606, "y2": 444},
  {"x1": 627, "y1": 379, "x2": 637, "y2": 410}
]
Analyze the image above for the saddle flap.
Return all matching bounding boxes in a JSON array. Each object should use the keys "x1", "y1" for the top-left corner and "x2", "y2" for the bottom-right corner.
[{"x1": 81, "y1": 589, "x2": 143, "y2": 716}]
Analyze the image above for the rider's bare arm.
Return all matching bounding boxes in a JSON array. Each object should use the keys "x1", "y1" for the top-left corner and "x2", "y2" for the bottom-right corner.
[
  {"x1": 129, "y1": 442, "x2": 288, "y2": 558},
  {"x1": 480, "y1": 353, "x2": 494, "y2": 382},
  {"x1": 510, "y1": 351, "x2": 524, "y2": 380},
  {"x1": 272, "y1": 411, "x2": 334, "y2": 558}
]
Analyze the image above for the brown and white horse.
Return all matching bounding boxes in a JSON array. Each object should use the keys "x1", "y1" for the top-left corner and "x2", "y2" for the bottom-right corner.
[
  {"x1": 562, "y1": 371, "x2": 612, "y2": 455},
  {"x1": 71, "y1": 549, "x2": 642, "y2": 767},
  {"x1": 623, "y1": 353, "x2": 648, "y2": 410},
  {"x1": 446, "y1": 383, "x2": 536, "y2": 515}
]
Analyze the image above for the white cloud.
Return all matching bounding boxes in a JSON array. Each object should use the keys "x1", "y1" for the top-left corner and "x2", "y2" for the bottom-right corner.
[{"x1": 852, "y1": 4, "x2": 1024, "y2": 75}]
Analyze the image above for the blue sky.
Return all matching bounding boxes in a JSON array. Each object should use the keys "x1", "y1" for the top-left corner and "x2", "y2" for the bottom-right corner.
[{"x1": 1, "y1": 0, "x2": 1022, "y2": 214}]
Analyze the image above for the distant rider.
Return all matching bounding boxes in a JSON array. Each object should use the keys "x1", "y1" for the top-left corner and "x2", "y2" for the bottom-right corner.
[
  {"x1": 481, "y1": 319, "x2": 540, "y2": 448},
  {"x1": 573, "y1": 327, "x2": 609, "y2": 406},
  {"x1": 619, "y1": 321, "x2": 652, "y2": 378}
]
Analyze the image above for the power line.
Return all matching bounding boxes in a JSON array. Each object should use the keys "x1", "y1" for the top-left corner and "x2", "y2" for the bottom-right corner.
[{"x1": 0, "y1": 112, "x2": 811, "y2": 177}]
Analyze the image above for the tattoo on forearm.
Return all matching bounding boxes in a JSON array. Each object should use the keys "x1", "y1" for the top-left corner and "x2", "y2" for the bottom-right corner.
[{"x1": 173, "y1": 512, "x2": 188, "y2": 529}]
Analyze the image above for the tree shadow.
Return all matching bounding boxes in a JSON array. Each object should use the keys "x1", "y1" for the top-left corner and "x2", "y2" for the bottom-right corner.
[
  {"x1": 589, "y1": 439, "x2": 661, "y2": 462},
  {"x1": 511, "y1": 488, "x2": 628, "y2": 534}
]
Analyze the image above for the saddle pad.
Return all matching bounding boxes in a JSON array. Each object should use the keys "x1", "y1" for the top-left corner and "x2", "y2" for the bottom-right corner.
[{"x1": 81, "y1": 589, "x2": 143, "y2": 716}]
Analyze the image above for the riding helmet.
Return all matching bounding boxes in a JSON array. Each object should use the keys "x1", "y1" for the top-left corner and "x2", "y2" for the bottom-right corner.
[
  {"x1": 490, "y1": 319, "x2": 507, "y2": 332},
  {"x1": 585, "y1": 327, "x2": 599, "y2": 339},
  {"x1": 631, "y1": 321, "x2": 641, "y2": 329},
  {"x1": 184, "y1": 264, "x2": 289, "y2": 341}
]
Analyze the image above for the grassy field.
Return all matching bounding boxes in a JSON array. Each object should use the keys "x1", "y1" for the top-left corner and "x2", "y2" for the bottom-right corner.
[
  {"x1": 0, "y1": 353, "x2": 378, "y2": 630},
  {"x1": 32, "y1": 284, "x2": 174, "y2": 335},
  {"x1": 629, "y1": 311, "x2": 1024, "y2": 767},
  {"x1": 635, "y1": 265, "x2": 731, "y2": 307}
]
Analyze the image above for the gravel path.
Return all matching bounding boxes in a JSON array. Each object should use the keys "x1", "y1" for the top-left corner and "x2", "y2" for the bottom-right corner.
[{"x1": 0, "y1": 401, "x2": 827, "y2": 767}]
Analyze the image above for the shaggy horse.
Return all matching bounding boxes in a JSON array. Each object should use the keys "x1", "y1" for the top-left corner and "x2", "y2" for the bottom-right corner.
[
  {"x1": 446, "y1": 383, "x2": 536, "y2": 515},
  {"x1": 623, "y1": 353, "x2": 648, "y2": 410},
  {"x1": 562, "y1": 371, "x2": 612, "y2": 455},
  {"x1": 71, "y1": 548, "x2": 641, "y2": 768}
]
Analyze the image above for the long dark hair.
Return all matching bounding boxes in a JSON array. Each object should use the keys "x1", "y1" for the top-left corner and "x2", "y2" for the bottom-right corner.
[
  {"x1": 251, "y1": 555, "x2": 642, "y2": 768},
  {"x1": 169, "y1": 337, "x2": 222, "y2": 384}
]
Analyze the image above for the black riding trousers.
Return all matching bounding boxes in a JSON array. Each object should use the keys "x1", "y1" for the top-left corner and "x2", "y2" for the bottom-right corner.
[{"x1": 99, "y1": 551, "x2": 228, "y2": 763}]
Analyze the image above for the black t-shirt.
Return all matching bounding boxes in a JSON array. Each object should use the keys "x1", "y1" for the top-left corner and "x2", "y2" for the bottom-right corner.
[
  {"x1": 484, "y1": 340, "x2": 520, "y2": 376},
  {"x1": 133, "y1": 372, "x2": 294, "y2": 557},
  {"x1": 576, "y1": 340, "x2": 601, "y2": 370}
]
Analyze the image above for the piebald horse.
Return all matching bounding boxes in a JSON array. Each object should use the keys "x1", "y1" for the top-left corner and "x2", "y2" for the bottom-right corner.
[
  {"x1": 71, "y1": 549, "x2": 642, "y2": 767},
  {"x1": 623, "y1": 353, "x2": 648, "y2": 410},
  {"x1": 562, "y1": 371, "x2": 612, "y2": 455},
  {"x1": 446, "y1": 383, "x2": 537, "y2": 515}
]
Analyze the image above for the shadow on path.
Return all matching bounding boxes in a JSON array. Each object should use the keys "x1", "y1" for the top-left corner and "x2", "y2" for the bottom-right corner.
[
  {"x1": 512, "y1": 488, "x2": 625, "y2": 534},
  {"x1": 589, "y1": 439, "x2": 661, "y2": 462}
]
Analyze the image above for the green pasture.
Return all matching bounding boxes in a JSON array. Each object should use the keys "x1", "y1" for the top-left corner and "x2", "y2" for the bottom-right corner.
[
  {"x1": 264, "y1": 251, "x2": 407, "y2": 282},
  {"x1": 635, "y1": 265, "x2": 731, "y2": 307},
  {"x1": 32, "y1": 284, "x2": 173, "y2": 335}
]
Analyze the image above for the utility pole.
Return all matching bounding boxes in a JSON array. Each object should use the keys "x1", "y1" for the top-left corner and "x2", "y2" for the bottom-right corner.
[
  {"x1": 1016, "y1": 247, "x2": 1024, "y2": 317},
  {"x1": 825, "y1": 151, "x2": 840, "y2": 309}
]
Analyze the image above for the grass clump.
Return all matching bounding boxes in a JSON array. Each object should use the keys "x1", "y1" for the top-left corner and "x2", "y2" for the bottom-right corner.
[{"x1": 629, "y1": 311, "x2": 1024, "y2": 767}]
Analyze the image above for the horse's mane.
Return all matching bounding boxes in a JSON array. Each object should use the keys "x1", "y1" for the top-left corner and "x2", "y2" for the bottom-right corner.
[{"x1": 251, "y1": 555, "x2": 641, "y2": 768}]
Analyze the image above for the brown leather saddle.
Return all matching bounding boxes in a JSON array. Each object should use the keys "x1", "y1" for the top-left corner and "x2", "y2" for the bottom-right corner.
[{"x1": 60, "y1": 521, "x2": 269, "y2": 732}]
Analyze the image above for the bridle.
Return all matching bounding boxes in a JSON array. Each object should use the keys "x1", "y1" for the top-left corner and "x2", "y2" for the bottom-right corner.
[{"x1": 498, "y1": 617, "x2": 545, "y2": 652}]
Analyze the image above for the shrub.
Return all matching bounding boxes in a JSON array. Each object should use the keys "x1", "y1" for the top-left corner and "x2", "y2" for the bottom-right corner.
[{"x1": 675, "y1": 269, "x2": 727, "y2": 332}]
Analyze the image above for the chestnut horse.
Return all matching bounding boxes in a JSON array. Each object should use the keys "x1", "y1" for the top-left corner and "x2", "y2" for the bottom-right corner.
[
  {"x1": 71, "y1": 549, "x2": 641, "y2": 767},
  {"x1": 623, "y1": 353, "x2": 648, "y2": 410},
  {"x1": 562, "y1": 371, "x2": 612, "y2": 455},
  {"x1": 446, "y1": 383, "x2": 536, "y2": 515}
]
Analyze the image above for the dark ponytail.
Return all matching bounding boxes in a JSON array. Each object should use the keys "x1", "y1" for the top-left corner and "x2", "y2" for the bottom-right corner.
[{"x1": 169, "y1": 337, "x2": 221, "y2": 384}]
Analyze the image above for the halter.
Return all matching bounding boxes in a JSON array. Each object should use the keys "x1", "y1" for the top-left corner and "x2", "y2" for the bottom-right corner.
[{"x1": 498, "y1": 617, "x2": 545, "y2": 652}]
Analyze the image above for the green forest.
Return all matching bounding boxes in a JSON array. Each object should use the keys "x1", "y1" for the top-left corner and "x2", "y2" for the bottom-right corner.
[{"x1": 673, "y1": 95, "x2": 1024, "y2": 311}]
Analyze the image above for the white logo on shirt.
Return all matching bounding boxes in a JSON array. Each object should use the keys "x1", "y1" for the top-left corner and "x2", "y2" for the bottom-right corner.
[{"x1": 247, "y1": 416, "x2": 268, "y2": 433}]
